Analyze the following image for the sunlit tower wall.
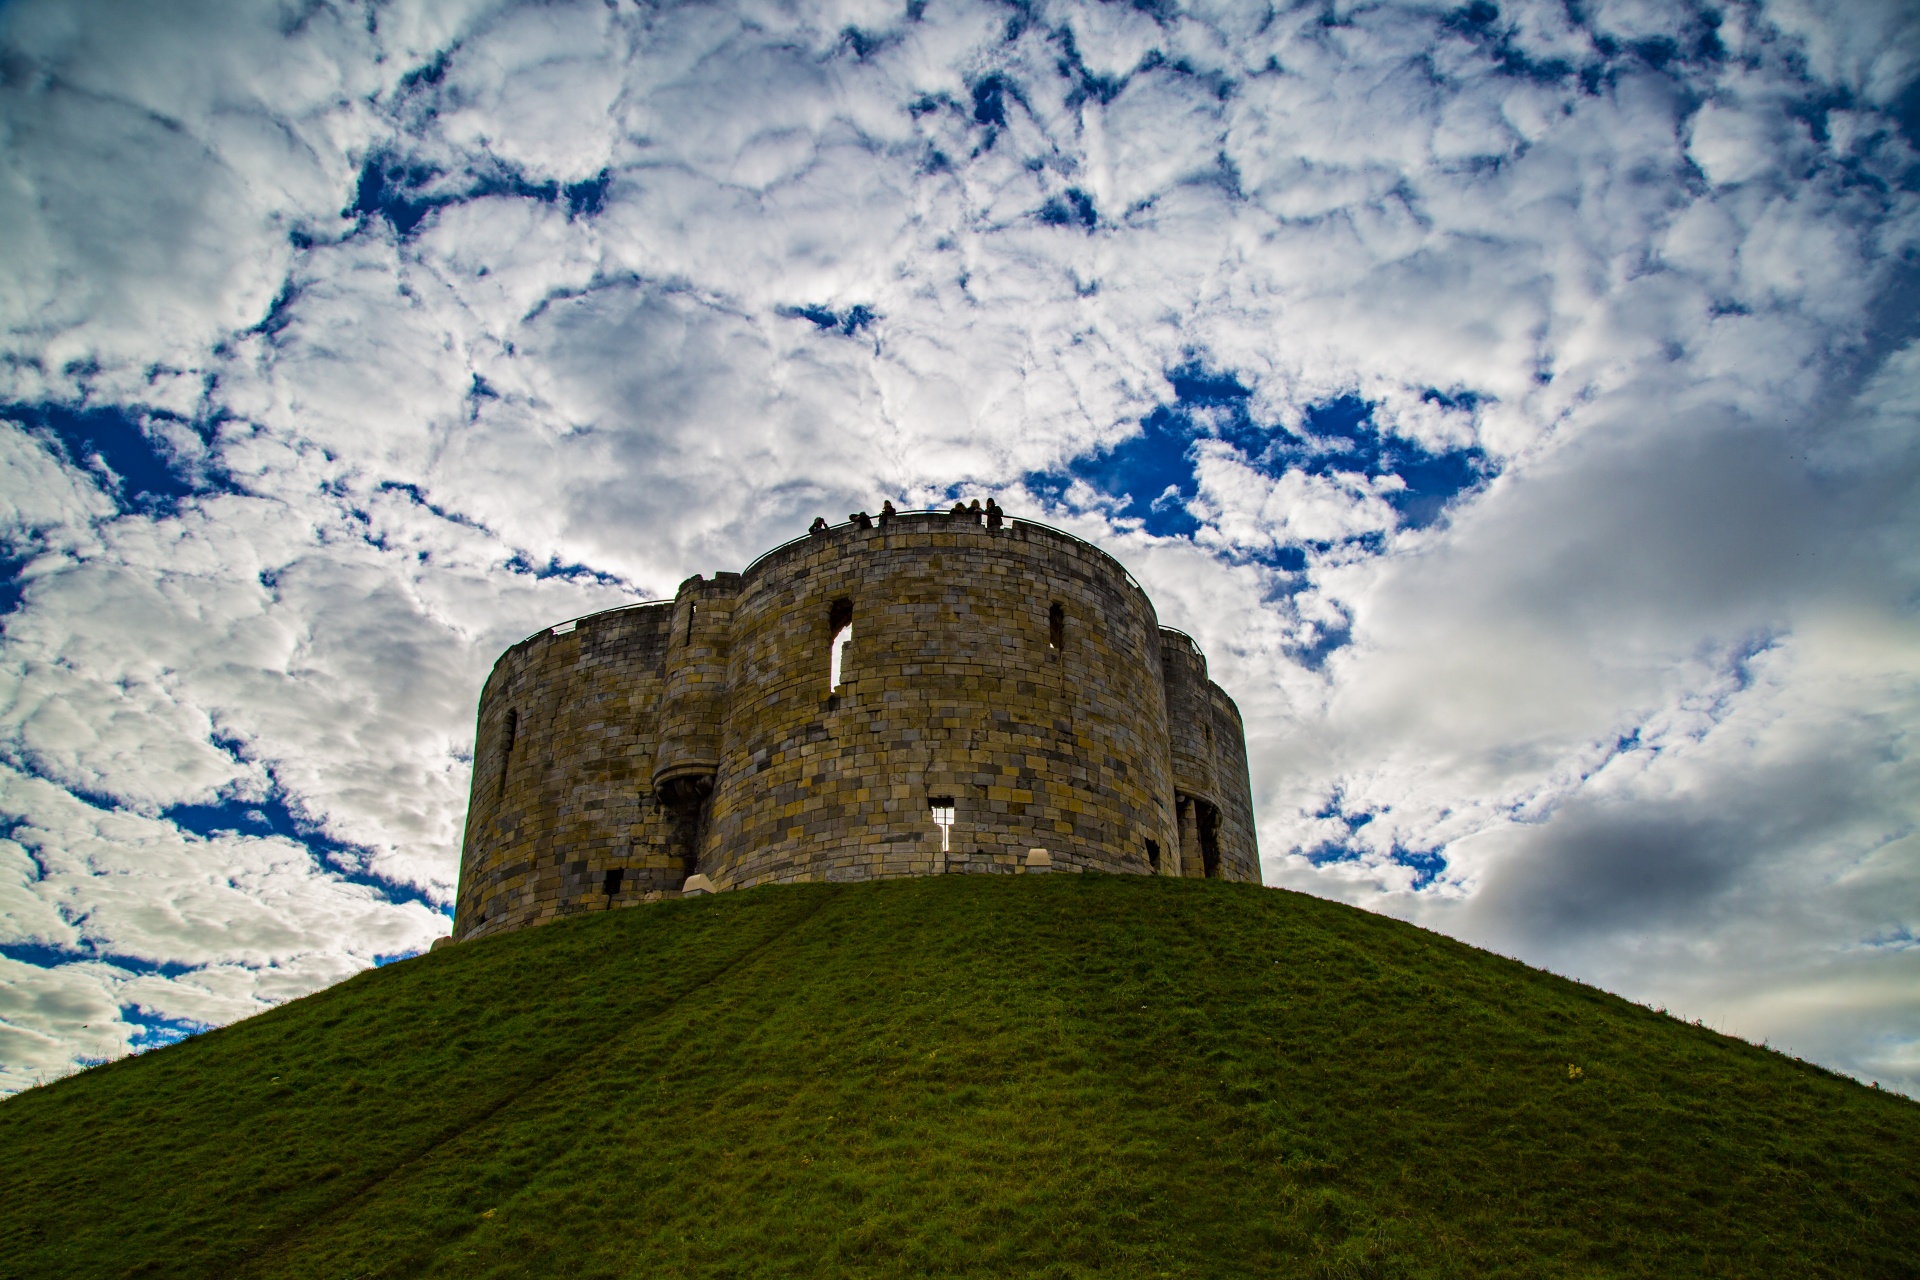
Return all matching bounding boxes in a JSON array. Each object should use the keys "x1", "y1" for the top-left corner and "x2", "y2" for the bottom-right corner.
[{"x1": 454, "y1": 512, "x2": 1260, "y2": 941}]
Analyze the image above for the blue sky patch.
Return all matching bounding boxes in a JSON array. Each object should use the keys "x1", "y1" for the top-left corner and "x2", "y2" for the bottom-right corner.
[
  {"x1": 0, "y1": 941, "x2": 199, "y2": 980},
  {"x1": 348, "y1": 153, "x2": 446, "y2": 236},
  {"x1": 1290, "y1": 613, "x2": 1354, "y2": 671},
  {"x1": 161, "y1": 783, "x2": 438, "y2": 913},
  {"x1": 564, "y1": 169, "x2": 612, "y2": 219},
  {"x1": 1390, "y1": 846, "x2": 1448, "y2": 890},
  {"x1": 501, "y1": 551, "x2": 633, "y2": 591},
  {"x1": 1030, "y1": 407, "x2": 1202, "y2": 538},
  {"x1": 1031, "y1": 363, "x2": 1489, "y2": 549},
  {"x1": 5, "y1": 402, "x2": 206, "y2": 515},
  {"x1": 1052, "y1": 24, "x2": 1128, "y2": 107},
  {"x1": 779, "y1": 304, "x2": 879, "y2": 336},
  {"x1": 120, "y1": 1004, "x2": 210, "y2": 1051},
  {"x1": 1302, "y1": 790, "x2": 1448, "y2": 889},
  {"x1": 1039, "y1": 187, "x2": 1097, "y2": 231},
  {"x1": 1233, "y1": 394, "x2": 1488, "y2": 531},
  {"x1": 0, "y1": 555, "x2": 28, "y2": 617},
  {"x1": 347, "y1": 151, "x2": 612, "y2": 239}
]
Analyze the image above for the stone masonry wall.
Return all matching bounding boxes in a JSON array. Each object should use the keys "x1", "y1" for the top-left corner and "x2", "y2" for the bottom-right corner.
[
  {"x1": 455, "y1": 603, "x2": 686, "y2": 940},
  {"x1": 1205, "y1": 682, "x2": 1260, "y2": 883},
  {"x1": 701, "y1": 514, "x2": 1182, "y2": 887},
  {"x1": 453, "y1": 513, "x2": 1261, "y2": 941},
  {"x1": 1159, "y1": 628, "x2": 1260, "y2": 882}
]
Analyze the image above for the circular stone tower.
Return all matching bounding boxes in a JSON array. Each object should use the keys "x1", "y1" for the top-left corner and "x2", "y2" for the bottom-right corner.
[{"x1": 453, "y1": 512, "x2": 1259, "y2": 941}]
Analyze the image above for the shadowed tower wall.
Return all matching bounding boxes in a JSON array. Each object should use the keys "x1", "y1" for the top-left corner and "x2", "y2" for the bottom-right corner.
[{"x1": 455, "y1": 515, "x2": 1259, "y2": 940}]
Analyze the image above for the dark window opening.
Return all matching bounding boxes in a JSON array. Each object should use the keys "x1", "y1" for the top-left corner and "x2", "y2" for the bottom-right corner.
[
  {"x1": 496, "y1": 708, "x2": 519, "y2": 798},
  {"x1": 686, "y1": 602, "x2": 696, "y2": 643},
  {"x1": 1197, "y1": 800, "x2": 1222, "y2": 878},
  {"x1": 603, "y1": 868, "x2": 624, "y2": 897},
  {"x1": 1145, "y1": 837, "x2": 1160, "y2": 871},
  {"x1": 1048, "y1": 600, "x2": 1065, "y2": 650}
]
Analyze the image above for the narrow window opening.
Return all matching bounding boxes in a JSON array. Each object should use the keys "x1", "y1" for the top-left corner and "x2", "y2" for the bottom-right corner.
[
  {"x1": 930, "y1": 797, "x2": 955, "y2": 852},
  {"x1": 828, "y1": 597, "x2": 854, "y2": 692},
  {"x1": 685, "y1": 603, "x2": 696, "y2": 643},
  {"x1": 1048, "y1": 601, "x2": 1065, "y2": 651},
  {"x1": 496, "y1": 708, "x2": 519, "y2": 798},
  {"x1": 603, "y1": 868, "x2": 624, "y2": 897},
  {"x1": 1145, "y1": 838, "x2": 1160, "y2": 871}
]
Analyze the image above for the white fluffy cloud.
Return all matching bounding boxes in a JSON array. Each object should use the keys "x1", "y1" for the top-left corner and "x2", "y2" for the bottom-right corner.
[{"x1": 0, "y1": 0, "x2": 1916, "y2": 1095}]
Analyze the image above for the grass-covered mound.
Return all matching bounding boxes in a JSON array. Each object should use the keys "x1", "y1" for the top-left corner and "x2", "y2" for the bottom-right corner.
[{"x1": 2, "y1": 875, "x2": 1916, "y2": 1279}]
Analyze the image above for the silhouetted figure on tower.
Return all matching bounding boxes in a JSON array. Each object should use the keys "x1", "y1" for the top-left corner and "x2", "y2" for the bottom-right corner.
[
  {"x1": 985, "y1": 497, "x2": 1003, "y2": 530},
  {"x1": 879, "y1": 500, "x2": 897, "y2": 527},
  {"x1": 809, "y1": 517, "x2": 829, "y2": 536}
]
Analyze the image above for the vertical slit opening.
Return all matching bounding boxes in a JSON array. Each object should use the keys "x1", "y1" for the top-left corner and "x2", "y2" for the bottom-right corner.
[
  {"x1": 496, "y1": 708, "x2": 518, "y2": 798},
  {"x1": 828, "y1": 597, "x2": 854, "y2": 692},
  {"x1": 1198, "y1": 800, "x2": 1222, "y2": 878},
  {"x1": 930, "y1": 797, "x2": 955, "y2": 853},
  {"x1": 1048, "y1": 601, "x2": 1065, "y2": 651},
  {"x1": 685, "y1": 602, "x2": 696, "y2": 643},
  {"x1": 1145, "y1": 837, "x2": 1160, "y2": 871}
]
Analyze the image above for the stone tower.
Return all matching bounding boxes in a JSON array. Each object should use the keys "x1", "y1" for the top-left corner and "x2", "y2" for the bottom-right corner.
[{"x1": 453, "y1": 511, "x2": 1260, "y2": 941}]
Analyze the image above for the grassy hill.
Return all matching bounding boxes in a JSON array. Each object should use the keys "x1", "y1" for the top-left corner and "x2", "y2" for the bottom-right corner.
[{"x1": 2, "y1": 875, "x2": 1916, "y2": 1279}]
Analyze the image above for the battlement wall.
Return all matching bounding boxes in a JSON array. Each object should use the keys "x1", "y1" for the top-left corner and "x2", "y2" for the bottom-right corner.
[{"x1": 454, "y1": 513, "x2": 1260, "y2": 940}]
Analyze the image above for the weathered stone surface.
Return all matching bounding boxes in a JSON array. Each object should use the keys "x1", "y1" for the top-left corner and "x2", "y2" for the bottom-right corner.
[{"x1": 454, "y1": 514, "x2": 1260, "y2": 941}]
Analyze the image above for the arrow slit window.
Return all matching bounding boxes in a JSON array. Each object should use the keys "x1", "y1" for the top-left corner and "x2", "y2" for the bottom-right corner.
[{"x1": 828, "y1": 597, "x2": 854, "y2": 692}]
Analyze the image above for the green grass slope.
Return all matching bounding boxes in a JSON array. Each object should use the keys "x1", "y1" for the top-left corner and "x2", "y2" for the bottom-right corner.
[{"x1": 2, "y1": 876, "x2": 1916, "y2": 1279}]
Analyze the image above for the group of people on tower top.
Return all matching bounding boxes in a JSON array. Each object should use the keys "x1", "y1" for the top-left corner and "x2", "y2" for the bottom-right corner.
[{"x1": 808, "y1": 497, "x2": 1004, "y2": 535}]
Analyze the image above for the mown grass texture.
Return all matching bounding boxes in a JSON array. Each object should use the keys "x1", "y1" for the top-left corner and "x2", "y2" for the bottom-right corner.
[{"x1": 1, "y1": 874, "x2": 1916, "y2": 1279}]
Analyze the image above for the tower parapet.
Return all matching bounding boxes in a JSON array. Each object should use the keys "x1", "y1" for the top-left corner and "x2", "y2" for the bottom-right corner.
[{"x1": 454, "y1": 512, "x2": 1260, "y2": 940}]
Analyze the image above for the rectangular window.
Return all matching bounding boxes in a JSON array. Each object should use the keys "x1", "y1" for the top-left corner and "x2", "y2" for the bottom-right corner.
[
  {"x1": 1145, "y1": 837, "x2": 1160, "y2": 871},
  {"x1": 603, "y1": 868, "x2": 624, "y2": 897},
  {"x1": 930, "y1": 797, "x2": 955, "y2": 852},
  {"x1": 1048, "y1": 601, "x2": 1065, "y2": 650}
]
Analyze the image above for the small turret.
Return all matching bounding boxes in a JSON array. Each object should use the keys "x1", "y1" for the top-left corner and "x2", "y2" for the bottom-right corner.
[{"x1": 653, "y1": 573, "x2": 739, "y2": 805}]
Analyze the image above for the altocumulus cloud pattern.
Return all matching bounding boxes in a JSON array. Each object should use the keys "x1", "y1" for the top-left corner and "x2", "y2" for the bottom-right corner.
[{"x1": 0, "y1": 0, "x2": 1917, "y2": 1096}]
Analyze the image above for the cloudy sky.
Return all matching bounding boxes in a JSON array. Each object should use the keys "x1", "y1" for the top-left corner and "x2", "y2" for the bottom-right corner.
[{"x1": 2, "y1": 0, "x2": 1916, "y2": 1097}]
